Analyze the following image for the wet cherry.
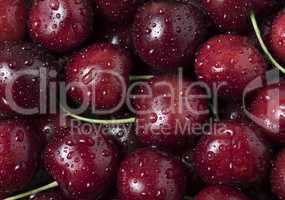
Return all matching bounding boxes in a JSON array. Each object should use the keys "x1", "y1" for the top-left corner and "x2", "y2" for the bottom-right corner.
[
  {"x1": 195, "y1": 34, "x2": 267, "y2": 99},
  {"x1": 271, "y1": 149, "x2": 285, "y2": 200},
  {"x1": 194, "y1": 186, "x2": 251, "y2": 200},
  {"x1": 250, "y1": 81, "x2": 285, "y2": 144},
  {"x1": 28, "y1": 0, "x2": 94, "y2": 53},
  {"x1": 132, "y1": 1, "x2": 208, "y2": 69},
  {"x1": 0, "y1": 0, "x2": 26, "y2": 41},
  {"x1": 133, "y1": 75, "x2": 209, "y2": 149},
  {"x1": 44, "y1": 127, "x2": 119, "y2": 199},
  {"x1": 66, "y1": 43, "x2": 132, "y2": 111},
  {"x1": 0, "y1": 119, "x2": 40, "y2": 194},
  {"x1": 0, "y1": 42, "x2": 58, "y2": 117},
  {"x1": 30, "y1": 189, "x2": 66, "y2": 200},
  {"x1": 117, "y1": 148, "x2": 186, "y2": 200},
  {"x1": 193, "y1": 121, "x2": 271, "y2": 186}
]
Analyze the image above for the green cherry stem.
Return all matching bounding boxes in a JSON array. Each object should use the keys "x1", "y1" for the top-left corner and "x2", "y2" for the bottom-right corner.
[
  {"x1": 4, "y1": 181, "x2": 59, "y2": 200},
  {"x1": 250, "y1": 11, "x2": 285, "y2": 73},
  {"x1": 129, "y1": 75, "x2": 154, "y2": 81},
  {"x1": 62, "y1": 106, "x2": 136, "y2": 125}
]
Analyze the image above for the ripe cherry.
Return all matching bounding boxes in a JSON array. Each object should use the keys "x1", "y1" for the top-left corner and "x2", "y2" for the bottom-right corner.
[
  {"x1": 0, "y1": 119, "x2": 40, "y2": 194},
  {"x1": 0, "y1": 42, "x2": 58, "y2": 117},
  {"x1": 250, "y1": 81, "x2": 285, "y2": 144},
  {"x1": 133, "y1": 75, "x2": 209, "y2": 149},
  {"x1": 201, "y1": 0, "x2": 277, "y2": 32},
  {"x1": 270, "y1": 9, "x2": 285, "y2": 64},
  {"x1": 117, "y1": 148, "x2": 186, "y2": 200},
  {"x1": 28, "y1": 0, "x2": 94, "y2": 53},
  {"x1": 66, "y1": 43, "x2": 132, "y2": 112},
  {"x1": 92, "y1": 0, "x2": 144, "y2": 23},
  {"x1": 271, "y1": 149, "x2": 285, "y2": 199},
  {"x1": 195, "y1": 34, "x2": 267, "y2": 99},
  {"x1": 132, "y1": 1, "x2": 208, "y2": 69},
  {"x1": 194, "y1": 186, "x2": 251, "y2": 200},
  {"x1": 193, "y1": 121, "x2": 271, "y2": 186},
  {"x1": 30, "y1": 190, "x2": 66, "y2": 200},
  {"x1": 0, "y1": 0, "x2": 26, "y2": 41},
  {"x1": 44, "y1": 128, "x2": 119, "y2": 199}
]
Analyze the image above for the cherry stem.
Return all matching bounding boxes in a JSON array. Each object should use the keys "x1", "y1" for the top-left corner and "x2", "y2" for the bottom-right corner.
[
  {"x1": 129, "y1": 75, "x2": 154, "y2": 81},
  {"x1": 4, "y1": 181, "x2": 58, "y2": 200},
  {"x1": 250, "y1": 11, "x2": 285, "y2": 73},
  {"x1": 62, "y1": 107, "x2": 136, "y2": 125}
]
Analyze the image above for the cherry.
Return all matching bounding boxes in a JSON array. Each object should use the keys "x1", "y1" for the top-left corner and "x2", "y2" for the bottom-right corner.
[
  {"x1": 0, "y1": 119, "x2": 40, "y2": 194},
  {"x1": 194, "y1": 186, "x2": 251, "y2": 200},
  {"x1": 250, "y1": 81, "x2": 285, "y2": 144},
  {"x1": 28, "y1": 0, "x2": 94, "y2": 53},
  {"x1": 30, "y1": 190, "x2": 66, "y2": 200},
  {"x1": 132, "y1": 1, "x2": 208, "y2": 69},
  {"x1": 195, "y1": 34, "x2": 267, "y2": 98},
  {"x1": 0, "y1": 42, "x2": 58, "y2": 117},
  {"x1": 92, "y1": 0, "x2": 144, "y2": 23},
  {"x1": 66, "y1": 43, "x2": 132, "y2": 111},
  {"x1": 270, "y1": 9, "x2": 285, "y2": 64},
  {"x1": 193, "y1": 121, "x2": 271, "y2": 186},
  {"x1": 44, "y1": 127, "x2": 119, "y2": 199},
  {"x1": 133, "y1": 75, "x2": 209, "y2": 149},
  {"x1": 271, "y1": 149, "x2": 285, "y2": 199},
  {"x1": 117, "y1": 148, "x2": 186, "y2": 200},
  {"x1": 0, "y1": 0, "x2": 26, "y2": 41},
  {"x1": 201, "y1": 0, "x2": 277, "y2": 32},
  {"x1": 33, "y1": 113, "x2": 71, "y2": 146}
]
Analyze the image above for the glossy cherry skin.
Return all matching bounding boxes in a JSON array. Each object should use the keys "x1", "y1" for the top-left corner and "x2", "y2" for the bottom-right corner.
[
  {"x1": 117, "y1": 148, "x2": 186, "y2": 200},
  {"x1": 271, "y1": 149, "x2": 285, "y2": 199},
  {"x1": 133, "y1": 75, "x2": 209, "y2": 149},
  {"x1": 92, "y1": 0, "x2": 144, "y2": 23},
  {"x1": 270, "y1": 10, "x2": 285, "y2": 64},
  {"x1": 44, "y1": 128, "x2": 119, "y2": 200},
  {"x1": 195, "y1": 35, "x2": 267, "y2": 99},
  {"x1": 132, "y1": 1, "x2": 208, "y2": 69},
  {"x1": 0, "y1": 0, "x2": 25, "y2": 41},
  {"x1": 66, "y1": 43, "x2": 132, "y2": 111},
  {"x1": 0, "y1": 42, "x2": 58, "y2": 117},
  {"x1": 193, "y1": 121, "x2": 271, "y2": 186},
  {"x1": 30, "y1": 190, "x2": 66, "y2": 200},
  {"x1": 0, "y1": 119, "x2": 40, "y2": 194},
  {"x1": 28, "y1": 0, "x2": 94, "y2": 53},
  {"x1": 201, "y1": 0, "x2": 277, "y2": 32},
  {"x1": 250, "y1": 82, "x2": 285, "y2": 144},
  {"x1": 194, "y1": 186, "x2": 251, "y2": 200}
]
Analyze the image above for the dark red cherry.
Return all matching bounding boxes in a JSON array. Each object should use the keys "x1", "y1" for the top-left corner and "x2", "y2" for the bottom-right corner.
[
  {"x1": 201, "y1": 0, "x2": 277, "y2": 32},
  {"x1": 66, "y1": 43, "x2": 132, "y2": 111},
  {"x1": 92, "y1": 0, "x2": 144, "y2": 23},
  {"x1": 195, "y1": 34, "x2": 267, "y2": 99},
  {"x1": 33, "y1": 113, "x2": 71, "y2": 146},
  {"x1": 117, "y1": 148, "x2": 186, "y2": 200},
  {"x1": 0, "y1": 0, "x2": 25, "y2": 41},
  {"x1": 133, "y1": 75, "x2": 209, "y2": 149},
  {"x1": 270, "y1": 9, "x2": 285, "y2": 64},
  {"x1": 30, "y1": 190, "x2": 66, "y2": 200},
  {"x1": 132, "y1": 1, "x2": 208, "y2": 69},
  {"x1": 0, "y1": 42, "x2": 58, "y2": 117},
  {"x1": 250, "y1": 81, "x2": 285, "y2": 144},
  {"x1": 271, "y1": 149, "x2": 285, "y2": 199},
  {"x1": 193, "y1": 121, "x2": 271, "y2": 186},
  {"x1": 44, "y1": 128, "x2": 119, "y2": 200},
  {"x1": 0, "y1": 119, "x2": 40, "y2": 194},
  {"x1": 28, "y1": 0, "x2": 94, "y2": 53},
  {"x1": 194, "y1": 186, "x2": 251, "y2": 200}
]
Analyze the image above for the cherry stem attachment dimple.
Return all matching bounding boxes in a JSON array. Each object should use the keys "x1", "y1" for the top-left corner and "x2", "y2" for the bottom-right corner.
[
  {"x1": 4, "y1": 181, "x2": 59, "y2": 200},
  {"x1": 129, "y1": 75, "x2": 154, "y2": 81},
  {"x1": 62, "y1": 106, "x2": 136, "y2": 125},
  {"x1": 250, "y1": 11, "x2": 285, "y2": 73}
]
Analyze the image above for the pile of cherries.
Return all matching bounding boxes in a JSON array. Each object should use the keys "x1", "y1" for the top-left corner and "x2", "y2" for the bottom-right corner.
[{"x1": 2, "y1": 0, "x2": 285, "y2": 200}]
